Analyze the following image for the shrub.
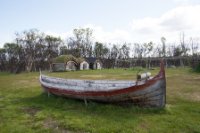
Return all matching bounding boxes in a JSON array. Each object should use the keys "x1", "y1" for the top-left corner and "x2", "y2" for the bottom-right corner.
[{"x1": 194, "y1": 62, "x2": 200, "y2": 73}]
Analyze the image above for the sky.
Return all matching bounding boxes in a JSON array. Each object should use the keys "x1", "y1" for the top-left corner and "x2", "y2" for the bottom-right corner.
[{"x1": 1, "y1": 0, "x2": 200, "y2": 48}]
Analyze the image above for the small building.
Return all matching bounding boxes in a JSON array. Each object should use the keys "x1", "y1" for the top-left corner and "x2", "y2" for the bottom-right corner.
[
  {"x1": 52, "y1": 55, "x2": 78, "y2": 72},
  {"x1": 66, "y1": 61, "x2": 77, "y2": 71},
  {"x1": 86, "y1": 57, "x2": 102, "y2": 70},
  {"x1": 79, "y1": 60, "x2": 89, "y2": 70},
  {"x1": 52, "y1": 63, "x2": 65, "y2": 71},
  {"x1": 52, "y1": 55, "x2": 102, "y2": 71}
]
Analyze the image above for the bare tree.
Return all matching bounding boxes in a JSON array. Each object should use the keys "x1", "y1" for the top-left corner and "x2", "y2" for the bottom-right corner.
[
  {"x1": 154, "y1": 45, "x2": 162, "y2": 58},
  {"x1": 15, "y1": 29, "x2": 40, "y2": 72},
  {"x1": 133, "y1": 43, "x2": 144, "y2": 58},
  {"x1": 3, "y1": 43, "x2": 26, "y2": 73},
  {"x1": 110, "y1": 44, "x2": 120, "y2": 67},
  {"x1": 70, "y1": 28, "x2": 93, "y2": 57},
  {"x1": 180, "y1": 32, "x2": 189, "y2": 56},
  {"x1": 0, "y1": 48, "x2": 6, "y2": 71},
  {"x1": 143, "y1": 42, "x2": 153, "y2": 68},
  {"x1": 161, "y1": 37, "x2": 166, "y2": 57},
  {"x1": 94, "y1": 42, "x2": 103, "y2": 58},
  {"x1": 94, "y1": 42, "x2": 110, "y2": 58},
  {"x1": 110, "y1": 44, "x2": 120, "y2": 59},
  {"x1": 166, "y1": 44, "x2": 174, "y2": 57},
  {"x1": 161, "y1": 37, "x2": 169, "y2": 67},
  {"x1": 179, "y1": 33, "x2": 189, "y2": 66},
  {"x1": 45, "y1": 35, "x2": 63, "y2": 71},
  {"x1": 190, "y1": 37, "x2": 199, "y2": 56},
  {"x1": 119, "y1": 43, "x2": 130, "y2": 59}
]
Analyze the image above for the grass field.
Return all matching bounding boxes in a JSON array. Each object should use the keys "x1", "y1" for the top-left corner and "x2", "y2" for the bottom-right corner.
[{"x1": 0, "y1": 68, "x2": 200, "y2": 133}]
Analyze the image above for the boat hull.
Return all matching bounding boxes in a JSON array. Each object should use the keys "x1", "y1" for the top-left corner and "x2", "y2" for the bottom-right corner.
[
  {"x1": 40, "y1": 61, "x2": 166, "y2": 107},
  {"x1": 41, "y1": 77, "x2": 166, "y2": 107}
]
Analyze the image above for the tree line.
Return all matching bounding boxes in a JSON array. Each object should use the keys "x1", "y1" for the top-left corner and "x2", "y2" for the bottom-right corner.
[{"x1": 0, "y1": 28, "x2": 199, "y2": 73}]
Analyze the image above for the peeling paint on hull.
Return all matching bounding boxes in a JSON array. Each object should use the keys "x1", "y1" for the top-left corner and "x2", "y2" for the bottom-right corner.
[{"x1": 40, "y1": 61, "x2": 166, "y2": 108}]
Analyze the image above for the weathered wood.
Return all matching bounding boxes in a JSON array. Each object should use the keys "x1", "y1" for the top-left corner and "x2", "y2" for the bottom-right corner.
[{"x1": 39, "y1": 61, "x2": 166, "y2": 108}]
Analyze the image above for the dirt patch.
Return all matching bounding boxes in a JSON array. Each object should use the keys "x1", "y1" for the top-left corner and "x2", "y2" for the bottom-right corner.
[
  {"x1": 192, "y1": 77, "x2": 200, "y2": 80},
  {"x1": 178, "y1": 92, "x2": 200, "y2": 102},
  {"x1": 138, "y1": 121, "x2": 150, "y2": 130},
  {"x1": 182, "y1": 76, "x2": 200, "y2": 82},
  {"x1": 43, "y1": 118, "x2": 59, "y2": 129},
  {"x1": 21, "y1": 106, "x2": 41, "y2": 116},
  {"x1": 43, "y1": 118, "x2": 81, "y2": 133},
  {"x1": 13, "y1": 79, "x2": 38, "y2": 88},
  {"x1": 80, "y1": 75, "x2": 105, "y2": 78},
  {"x1": 187, "y1": 92, "x2": 200, "y2": 102}
]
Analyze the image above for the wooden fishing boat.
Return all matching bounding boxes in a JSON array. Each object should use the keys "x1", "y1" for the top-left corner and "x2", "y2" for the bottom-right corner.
[{"x1": 39, "y1": 61, "x2": 166, "y2": 107}]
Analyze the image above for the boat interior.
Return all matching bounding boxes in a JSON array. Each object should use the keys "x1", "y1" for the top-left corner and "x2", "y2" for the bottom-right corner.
[{"x1": 40, "y1": 74, "x2": 152, "y2": 91}]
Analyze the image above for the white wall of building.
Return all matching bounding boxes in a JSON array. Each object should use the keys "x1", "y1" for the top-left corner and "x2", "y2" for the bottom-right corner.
[
  {"x1": 96, "y1": 62, "x2": 102, "y2": 69},
  {"x1": 80, "y1": 61, "x2": 89, "y2": 70},
  {"x1": 66, "y1": 61, "x2": 77, "y2": 71}
]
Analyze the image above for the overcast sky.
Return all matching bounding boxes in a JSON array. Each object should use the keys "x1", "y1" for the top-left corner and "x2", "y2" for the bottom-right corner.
[{"x1": 1, "y1": 0, "x2": 200, "y2": 47}]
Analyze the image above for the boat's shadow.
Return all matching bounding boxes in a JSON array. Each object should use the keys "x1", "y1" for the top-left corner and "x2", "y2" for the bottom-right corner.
[
  {"x1": 21, "y1": 93, "x2": 169, "y2": 121},
  {"x1": 19, "y1": 93, "x2": 168, "y2": 117}
]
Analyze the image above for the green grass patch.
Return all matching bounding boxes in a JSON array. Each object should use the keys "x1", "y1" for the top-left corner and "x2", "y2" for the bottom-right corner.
[{"x1": 0, "y1": 68, "x2": 200, "y2": 133}]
